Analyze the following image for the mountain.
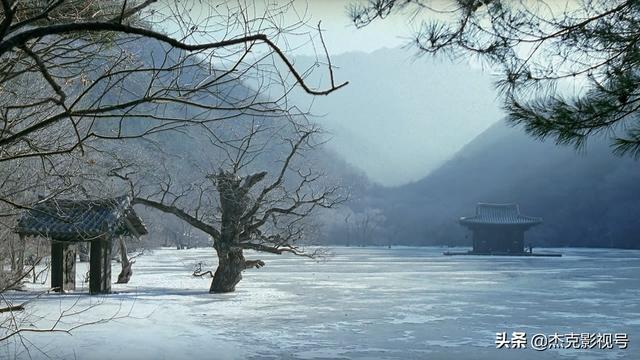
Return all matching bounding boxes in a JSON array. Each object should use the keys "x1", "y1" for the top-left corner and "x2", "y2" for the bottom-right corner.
[
  {"x1": 68, "y1": 37, "x2": 370, "y2": 248},
  {"x1": 349, "y1": 121, "x2": 640, "y2": 249},
  {"x1": 291, "y1": 47, "x2": 502, "y2": 186}
]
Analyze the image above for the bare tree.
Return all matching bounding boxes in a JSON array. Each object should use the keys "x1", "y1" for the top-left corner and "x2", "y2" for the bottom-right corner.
[
  {"x1": 115, "y1": 235, "x2": 144, "y2": 284},
  {"x1": 1, "y1": 0, "x2": 347, "y2": 280},
  {"x1": 1, "y1": 0, "x2": 347, "y2": 349},
  {"x1": 125, "y1": 118, "x2": 345, "y2": 293},
  {"x1": 1, "y1": 0, "x2": 346, "y2": 208},
  {"x1": 344, "y1": 207, "x2": 386, "y2": 247}
]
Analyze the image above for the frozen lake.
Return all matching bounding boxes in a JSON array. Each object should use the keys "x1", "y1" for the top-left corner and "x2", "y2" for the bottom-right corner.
[{"x1": 3, "y1": 247, "x2": 639, "y2": 359}]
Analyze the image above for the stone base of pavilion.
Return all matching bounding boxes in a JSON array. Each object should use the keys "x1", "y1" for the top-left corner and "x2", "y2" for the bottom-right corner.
[{"x1": 443, "y1": 250, "x2": 562, "y2": 257}]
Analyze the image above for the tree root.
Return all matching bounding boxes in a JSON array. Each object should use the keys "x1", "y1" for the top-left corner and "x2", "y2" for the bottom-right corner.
[
  {"x1": 192, "y1": 262, "x2": 214, "y2": 278},
  {"x1": 244, "y1": 259, "x2": 265, "y2": 269}
]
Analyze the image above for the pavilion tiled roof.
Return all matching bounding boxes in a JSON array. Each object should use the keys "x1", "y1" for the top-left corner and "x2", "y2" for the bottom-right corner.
[
  {"x1": 459, "y1": 203, "x2": 542, "y2": 226},
  {"x1": 15, "y1": 195, "x2": 148, "y2": 241}
]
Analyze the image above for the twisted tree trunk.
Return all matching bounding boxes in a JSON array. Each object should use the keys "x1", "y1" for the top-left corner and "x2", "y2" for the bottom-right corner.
[
  {"x1": 208, "y1": 170, "x2": 266, "y2": 293},
  {"x1": 133, "y1": 170, "x2": 270, "y2": 293},
  {"x1": 209, "y1": 244, "x2": 265, "y2": 293},
  {"x1": 116, "y1": 236, "x2": 133, "y2": 284},
  {"x1": 210, "y1": 244, "x2": 245, "y2": 293}
]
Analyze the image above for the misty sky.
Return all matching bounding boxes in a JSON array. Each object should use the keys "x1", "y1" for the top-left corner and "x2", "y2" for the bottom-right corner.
[
  {"x1": 155, "y1": 1, "x2": 503, "y2": 186},
  {"x1": 284, "y1": 1, "x2": 502, "y2": 185},
  {"x1": 156, "y1": 0, "x2": 420, "y2": 55},
  {"x1": 286, "y1": 0, "x2": 417, "y2": 55}
]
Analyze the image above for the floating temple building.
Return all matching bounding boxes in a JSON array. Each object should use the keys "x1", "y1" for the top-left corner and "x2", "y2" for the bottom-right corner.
[{"x1": 445, "y1": 203, "x2": 560, "y2": 257}]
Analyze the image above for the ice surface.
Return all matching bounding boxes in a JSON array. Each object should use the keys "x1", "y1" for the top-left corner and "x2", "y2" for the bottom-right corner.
[{"x1": 2, "y1": 247, "x2": 639, "y2": 359}]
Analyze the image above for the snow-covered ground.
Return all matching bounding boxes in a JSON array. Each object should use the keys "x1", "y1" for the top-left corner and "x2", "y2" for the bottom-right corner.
[{"x1": 2, "y1": 247, "x2": 639, "y2": 359}]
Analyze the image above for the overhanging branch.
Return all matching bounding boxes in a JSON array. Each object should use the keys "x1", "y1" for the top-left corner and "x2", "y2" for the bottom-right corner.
[
  {"x1": 0, "y1": 22, "x2": 348, "y2": 96},
  {"x1": 132, "y1": 197, "x2": 220, "y2": 240}
]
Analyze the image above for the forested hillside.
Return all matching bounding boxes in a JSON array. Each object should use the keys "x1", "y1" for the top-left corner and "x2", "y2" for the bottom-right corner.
[{"x1": 342, "y1": 121, "x2": 640, "y2": 249}]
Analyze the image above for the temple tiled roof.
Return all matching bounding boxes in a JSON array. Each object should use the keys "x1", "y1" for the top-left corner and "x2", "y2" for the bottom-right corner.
[
  {"x1": 459, "y1": 203, "x2": 542, "y2": 226},
  {"x1": 15, "y1": 196, "x2": 147, "y2": 241}
]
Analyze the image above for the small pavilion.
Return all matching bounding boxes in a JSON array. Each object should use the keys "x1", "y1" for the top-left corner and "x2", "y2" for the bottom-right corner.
[
  {"x1": 447, "y1": 203, "x2": 556, "y2": 256},
  {"x1": 15, "y1": 196, "x2": 147, "y2": 294}
]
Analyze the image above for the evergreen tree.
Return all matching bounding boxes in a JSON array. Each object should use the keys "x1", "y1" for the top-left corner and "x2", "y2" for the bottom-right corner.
[{"x1": 351, "y1": 0, "x2": 640, "y2": 156}]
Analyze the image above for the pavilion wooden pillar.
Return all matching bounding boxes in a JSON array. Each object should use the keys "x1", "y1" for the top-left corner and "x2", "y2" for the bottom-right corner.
[
  {"x1": 89, "y1": 236, "x2": 112, "y2": 294},
  {"x1": 51, "y1": 240, "x2": 76, "y2": 292}
]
